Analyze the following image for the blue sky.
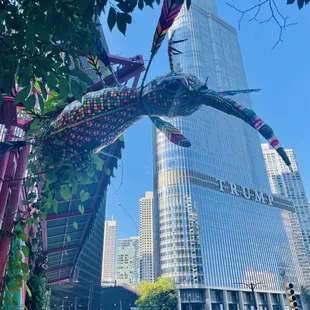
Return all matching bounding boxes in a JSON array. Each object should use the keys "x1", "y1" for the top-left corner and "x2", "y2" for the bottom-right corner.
[{"x1": 100, "y1": 1, "x2": 310, "y2": 240}]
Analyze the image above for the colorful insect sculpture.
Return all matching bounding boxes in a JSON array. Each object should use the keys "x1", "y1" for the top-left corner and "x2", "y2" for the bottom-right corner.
[{"x1": 0, "y1": 0, "x2": 292, "y2": 171}]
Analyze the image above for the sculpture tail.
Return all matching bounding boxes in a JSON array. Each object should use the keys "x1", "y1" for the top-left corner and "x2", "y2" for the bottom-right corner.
[
  {"x1": 200, "y1": 90, "x2": 292, "y2": 172},
  {"x1": 224, "y1": 97, "x2": 293, "y2": 172},
  {"x1": 0, "y1": 141, "x2": 28, "y2": 155}
]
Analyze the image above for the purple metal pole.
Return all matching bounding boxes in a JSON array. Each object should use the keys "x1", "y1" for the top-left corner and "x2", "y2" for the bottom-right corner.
[
  {"x1": 0, "y1": 126, "x2": 15, "y2": 193},
  {"x1": 0, "y1": 145, "x2": 30, "y2": 282},
  {"x1": 0, "y1": 152, "x2": 14, "y2": 229}
]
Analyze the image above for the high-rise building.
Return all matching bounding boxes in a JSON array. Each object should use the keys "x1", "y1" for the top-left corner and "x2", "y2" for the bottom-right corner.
[
  {"x1": 153, "y1": 1, "x2": 303, "y2": 308},
  {"x1": 139, "y1": 191, "x2": 155, "y2": 282},
  {"x1": 262, "y1": 143, "x2": 310, "y2": 285},
  {"x1": 117, "y1": 236, "x2": 140, "y2": 286},
  {"x1": 102, "y1": 220, "x2": 117, "y2": 284}
]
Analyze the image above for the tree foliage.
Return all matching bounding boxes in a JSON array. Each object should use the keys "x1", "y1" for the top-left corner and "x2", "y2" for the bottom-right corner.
[
  {"x1": 287, "y1": 0, "x2": 309, "y2": 9},
  {"x1": 0, "y1": 0, "x2": 147, "y2": 306},
  {"x1": 136, "y1": 278, "x2": 177, "y2": 310},
  {"x1": 25, "y1": 232, "x2": 51, "y2": 310},
  {"x1": 0, "y1": 0, "x2": 160, "y2": 108}
]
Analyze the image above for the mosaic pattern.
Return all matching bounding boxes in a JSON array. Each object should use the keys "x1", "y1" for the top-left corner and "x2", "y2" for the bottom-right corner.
[
  {"x1": 151, "y1": 0, "x2": 184, "y2": 55},
  {"x1": 43, "y1": 72, "x2": 291, "y2": 170}
]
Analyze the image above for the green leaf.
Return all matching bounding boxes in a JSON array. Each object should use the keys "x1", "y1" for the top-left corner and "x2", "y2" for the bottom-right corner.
[
  {"x1": 18, "y1": 74, "x2": 32, "y2": 87},
  {"x1": 58, "y1": 77, "x2": 69, "y2": 98},
  {"x1": 87, "y1": 166, "x2": 96, "y2": 178},
  {"x1": 41, "y1": 209, "x2": 48, "y2": 221},
  {"x1": 73, "y1": 222, "x2": 78, "y2": 230},
  {"x1": 14, "y1": 86, "x2": 31, "y2": 104},
  {"x1": 93, "y1": 155, "x2": 104, "y2": 171},
  {"x1": 35, "y1": 26, "x2": 50, "y2": 42},
  {"x1": 105, "y1": 168, "x2": 111, "y2": 176},
  {"x1": 39, "y1": 81, "x2": 47, "y2": 100},
  {"x1": 70, "y1": 68, "x2": 94, "y2": 86},
  {"x1": 22, "y1": 246, "x2": 29, "y2": 257},
  {"x1": 107, "y1": 7, "x2": 117, "y2": 31},
  {"x1": 21, "y1": 263, "x2": 29, "y2": 274},
  {"x1": 20, "y1": 232, "x2": 27, "y2": 242},
  {"x1": 60, "y1": 186, "x2": 71, "y2": 201},
  {"x1": 72, "y1": 182, "x2": 78, "y2": 194},
  {"x1": 40, "y1": 42, "x2": 53, "y2": 53},
  {"x1": 30, "y1": 119, "x2": 40, "y2": 130},
  {"x1": 24, "y1": 94, "x2": 36, "y2": 111},
  {"x1": 38, "y1": 94, "x2": 44, "y2": 112},
  {"x1": 138, "y1": 0, "x2": 144, "y2": 9},
  {"x1": 78, "y1": 205, "x2": 85, "y2": 215},
  {"x1": 80, "y1": 190, "x2": 90, "y2": 202},
  {"x1": 119, "y1": 134, "x2": 124, "y2": 141},
  {"x1": 116, "y1": 13, "x2": 130, "y2": 35},
  {"x1": 1, "y1": 71, "x2": 14, "y2": 94},
  {"x1": 0, "y1": 10, "x2": 6, "y2": 24},
  {"x1": 52, "y1": 200, "x2": 58, "y2": 213},
  {"x1": 67, "y1": 235, "x2": 71, "y2": 242},
  {"x1": 16, "y1": 251, "x2": 22, "y2": 261},
  {"x1": 117, "y1": 1, "x2": 134, "y2": 13},
  {"x1": 70, "y1": 79, "x2": 83, "y2": 101},
  {"x1": 26, "y1": 22, "x2": 36, "y2": 54},
  {"x1": 58, "y1": 66, "x2": 69, "y2": 75}
]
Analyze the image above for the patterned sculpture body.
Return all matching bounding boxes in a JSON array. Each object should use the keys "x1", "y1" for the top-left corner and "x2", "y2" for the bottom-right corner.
[{"x1": 45, "y1": 71, "x2": 292, "y2": 170}]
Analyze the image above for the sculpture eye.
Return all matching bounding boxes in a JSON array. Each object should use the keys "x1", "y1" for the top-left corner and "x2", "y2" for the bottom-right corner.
[
  {"x1": 160, "y1": 76, "x2": 188, "y2": 98},
  {"x1": 163, "y1": 80, "x2": 184, "y2": 92},
  {"x1": 198, "y1": 85, "x2": 209, "y2": 94}
]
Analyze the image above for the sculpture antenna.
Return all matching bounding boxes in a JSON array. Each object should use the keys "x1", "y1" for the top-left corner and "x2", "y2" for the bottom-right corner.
[{"x1": 140, "y1": 0, "x2": 186, "y2": 90}]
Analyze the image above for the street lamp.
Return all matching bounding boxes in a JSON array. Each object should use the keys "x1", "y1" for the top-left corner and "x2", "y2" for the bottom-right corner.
[
  {"x1": 235, "y1": 282, "x2": 263, "y2": 310},
  {"x1": 72, "y1": 279, "x2": 103, "y2": 310},
  {"x1": 63, "y1": 295, "x2": 89, "y2": 310}
]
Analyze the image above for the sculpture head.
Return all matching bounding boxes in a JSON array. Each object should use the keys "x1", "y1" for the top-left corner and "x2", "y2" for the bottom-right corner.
[{"x1": 141, "y1": 71, "x2": 208, "y2": 117}]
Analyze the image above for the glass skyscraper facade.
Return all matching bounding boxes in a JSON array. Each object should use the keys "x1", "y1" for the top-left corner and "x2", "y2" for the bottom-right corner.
[
  {"x1": 262, "y1": 144, "x2": 310, "y2": 286},
  {"x1": 117, "y1": 237, "x2": 140, "y2": 286},
  {"x1": 152, "y1": 1, "x2": 303, "y2": 308}
]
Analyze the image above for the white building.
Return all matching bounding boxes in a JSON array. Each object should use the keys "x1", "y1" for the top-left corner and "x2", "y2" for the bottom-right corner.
[
  {"x1": 139, "y1": 191, "x2": 155, "y2": 282},
  {"x1": 262, "y1": 143, "x2": 310, "y2": 285},
  {"x1": 117, "y1": 236, "x2": 140, "y2": 286},
  {"x1": 102, "y1": 220, "x2": 117, "y2": 284}
]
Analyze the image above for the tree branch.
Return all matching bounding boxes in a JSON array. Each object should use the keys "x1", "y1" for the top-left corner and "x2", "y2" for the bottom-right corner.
[{"x1": 226, "y1": 0, "x2": 297, "y2": 49}]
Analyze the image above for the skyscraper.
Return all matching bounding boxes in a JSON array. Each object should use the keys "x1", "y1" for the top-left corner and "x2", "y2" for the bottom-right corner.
[
  {"x1": 153, "y1": 1, "x2": 303, "y2": 308},
  {"x1": 139, "y1": 192, "x2": 155, "y2": 282},
  {"x1": 102, "y1": 220, "x2": 117, "y2": 284},
  {"x1": 262, "y1": 143, "x2": 310, "y2": 285},
  {"x1": 117, "y1": 237, "x2": 140, "y2": 286}
]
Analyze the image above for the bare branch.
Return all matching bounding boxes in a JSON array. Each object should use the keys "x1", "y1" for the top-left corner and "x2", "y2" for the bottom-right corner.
[
  {"x1": 226, "y1": 1, "x2": 269, "y2": 30},
  {"x1": 226, "y1": 0, "x2": 297, "y2": 49}
]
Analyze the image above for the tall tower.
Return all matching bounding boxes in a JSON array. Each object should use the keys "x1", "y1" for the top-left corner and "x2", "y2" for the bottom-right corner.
[
  {"x1": 117, "y1": 236, "x2": 140, "y2": 286},
  {"x1": 152, "y1": 0, "x2": 303, "y2": 307},
  {"x1": 139, "y1": 192, "x2": 155, "y2": 282},
  {"x1": 102, "y1": 220, "x2": 117, "y2": 284},
  {"x1": 262, "y1": 143, "x2": 310, "y2": 285}
]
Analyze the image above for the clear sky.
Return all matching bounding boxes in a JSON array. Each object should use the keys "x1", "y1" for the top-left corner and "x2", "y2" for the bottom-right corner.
[{"x1": 100, "y1": 1, "x2": 310, "y2": 240}]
